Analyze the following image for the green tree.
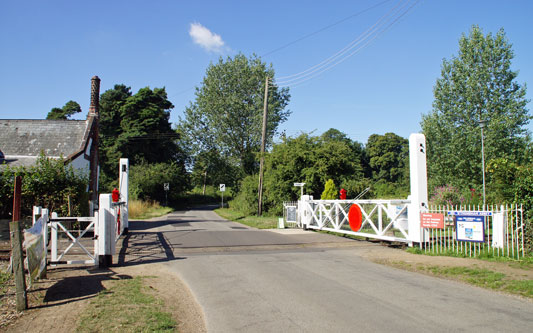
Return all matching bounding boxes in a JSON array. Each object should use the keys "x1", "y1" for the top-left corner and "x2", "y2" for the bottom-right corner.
[
  {"x1": 321, "y1": 179, "x2": 337, "y2": 200},
  {"x1": 421, "y1": 25, "x2": 530, "y2": 190},
  {"x1": 46, "y1": 100, "x2": 82, "y2": 119},
  {"x1": 99, "y1": 85, "x2": 185, "y2": 191},
  {"x1": 179, "y1": 53, "x2": 291, "y2": 177},
  {"x1": 230, "y1": 131, "x2": 365, "y2": 215},
  {"x1": 366, "y1": 133, "x2": 408, "y2": 183}
]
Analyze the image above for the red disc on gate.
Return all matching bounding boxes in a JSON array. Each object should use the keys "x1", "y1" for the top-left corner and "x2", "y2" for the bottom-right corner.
[{"x1": 348, "y1": 204, "x2": 363, "y2": 232}]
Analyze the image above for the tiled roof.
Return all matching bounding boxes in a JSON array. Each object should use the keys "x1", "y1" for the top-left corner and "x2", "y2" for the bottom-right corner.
[{"x1": 0, "y1": 119, "x2": 89, "y2": 167}]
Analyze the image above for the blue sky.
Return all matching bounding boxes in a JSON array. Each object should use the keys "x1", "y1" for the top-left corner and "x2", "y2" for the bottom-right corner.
[{"x1": 1, "y1": 0, "x2": 532, "y2": 144}]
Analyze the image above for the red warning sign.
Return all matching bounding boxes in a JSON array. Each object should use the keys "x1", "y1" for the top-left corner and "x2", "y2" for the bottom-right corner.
[
  {"x1": 348, "y1": 204, "x2": 363, "y2": 232},
  {"x1": 421, "y1": 213, "x2": 444, "y2": 229}
]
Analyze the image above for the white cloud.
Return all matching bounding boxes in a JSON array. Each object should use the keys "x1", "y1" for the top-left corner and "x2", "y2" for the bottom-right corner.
[{"x1": 189, "y1": 22, "x2": 226, "y2": 53}]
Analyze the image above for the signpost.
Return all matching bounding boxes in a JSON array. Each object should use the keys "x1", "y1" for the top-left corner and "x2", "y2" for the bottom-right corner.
[
  {"x1": 163, "y1": 183, "x2": 169, "y2": 206},
  {"x1": 220, "y1": 184, "x2": 225, "y2": 208},
  {"x1": 294, "y1": 183, "x2": 305, "y2": 198}
]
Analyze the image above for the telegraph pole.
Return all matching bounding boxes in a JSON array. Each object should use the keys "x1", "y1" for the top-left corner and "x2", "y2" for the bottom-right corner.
[{"x1": 258, "y1": 76, "x2": 269, "y2": 216}]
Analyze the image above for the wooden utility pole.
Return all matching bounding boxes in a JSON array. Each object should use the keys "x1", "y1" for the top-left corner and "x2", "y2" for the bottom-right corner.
[
  {"x1": 257, "y1": 77, "x2": 269, "y2": 216},
  {"x1": 10, "y1": 176, "x2": 27, "y2": 311}
]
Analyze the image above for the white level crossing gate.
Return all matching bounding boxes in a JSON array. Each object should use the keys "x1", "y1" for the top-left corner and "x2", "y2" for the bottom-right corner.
[
  {"x1": 285, "y1": 134, "x2": 429, "y2": 246},
  {"x1": 300, "y1": 199, "x2": 412, "y2": 243}
]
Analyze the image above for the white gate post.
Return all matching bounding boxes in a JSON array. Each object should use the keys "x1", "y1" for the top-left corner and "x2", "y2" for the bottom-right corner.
[
  {"x1": 119, "y1": 158, "x2": 129, "y2": 234},
  {"x1": 98, "y1": 194, "x2": 115, "y2": 267},
  {"x1": 408, "y1": 133, "x2": 429, "y2": 244}
]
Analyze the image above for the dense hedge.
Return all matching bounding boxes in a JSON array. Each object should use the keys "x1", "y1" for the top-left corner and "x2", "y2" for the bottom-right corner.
[{"x1": 0, "y1": 155, "x2": 88, "y2": 218}]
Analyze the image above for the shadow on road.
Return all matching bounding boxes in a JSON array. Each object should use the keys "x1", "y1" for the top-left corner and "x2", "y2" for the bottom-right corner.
[{"x1": 117, "y1": 227, "x2": 186, "y2": 267}]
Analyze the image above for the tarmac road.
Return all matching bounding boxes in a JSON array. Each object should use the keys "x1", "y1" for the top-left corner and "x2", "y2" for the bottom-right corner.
[{"x1": 127, "y1": 207, "x2": 533, "y2": 332}]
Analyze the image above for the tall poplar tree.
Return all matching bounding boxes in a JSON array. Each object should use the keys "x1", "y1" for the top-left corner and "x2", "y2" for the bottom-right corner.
[{"x1": 421, "y1": 25, "x2": 530, "y2": 189}]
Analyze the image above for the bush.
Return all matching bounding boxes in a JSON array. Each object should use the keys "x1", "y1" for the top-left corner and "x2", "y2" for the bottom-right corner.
[
  {"x1": 129, "y1": 161, "x2": 189, "y2": 205},
  {"x1": 229, "y1": 175, "x2": 259, "y2": 216},
  {"x1": 429, "y1": 184, "x2": 465, "y2": 206},
  {"x1": 0, "y1": 154, "x2": 88, "y2": 218},
  {"x1": 321, "y1": 179, "x2": 337, "y2": 200},
  {"x1": 514, "y1": 165, "x2": 533, "y2": 254}
]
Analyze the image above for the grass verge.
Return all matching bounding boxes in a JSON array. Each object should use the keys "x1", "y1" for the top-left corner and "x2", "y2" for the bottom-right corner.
[
  {"x1": 129, "y1": 200, "x2": 173, "y2": 220},
  {"x1": 406, "y1": 247, "x2": 533, "y2": 269},
  {"x1": 77, "y1": 276, "x2": 176, "y2": 332},
  {"x1": 214, "y1": 208, "x2": 279, "y2": 229},
  {"x1": 386, "y1": 261, "x2": 533, "y2": 299}
]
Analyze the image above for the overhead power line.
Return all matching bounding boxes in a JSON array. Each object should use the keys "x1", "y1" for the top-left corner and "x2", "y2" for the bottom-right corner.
[
  {"x1": 272, "y1": 0, "x2": 420, "y2": 88},
  {"x1": 261, "y1": 0, "x2": 395, "y2": 57}
]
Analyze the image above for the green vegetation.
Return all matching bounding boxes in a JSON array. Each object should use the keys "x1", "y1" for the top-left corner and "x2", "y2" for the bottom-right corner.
[
  {"x1": 421, "y1": 266, "x2": 532, "y2": 298},
  {"x1": 422, "y1": 25, "x2": 530, "y2": 192},
  {"x1": 128, "y1": 200, "x2": 173, "y2": 220},
  {"x1": 0, "y1": 269, "x2": 11, "y2": 301},
  {"x1": 0, "y1": 154, "x2": 88, "y2": 218},
  {"x1": 77, "y1": 276, "x2": 176, "y2": 332},
  {"x1": 98, "y1": 84, "x2": 189, "y2": 200},
  {"x1": 215, "y1": 207, "x2": 278, "y2": 229},
  {"x1": 321, "y1": 179, "x2": 338, "y2": 200},
  {"x1": 179, "y1": 53, "x2": 291, "y2": 177},
  {"x1": 46, "y1": 100, "x2": 82, "y2": 120}
]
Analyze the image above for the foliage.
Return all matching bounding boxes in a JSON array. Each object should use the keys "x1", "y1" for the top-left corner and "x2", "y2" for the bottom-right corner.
[
  {"x1": 99, "y1": 84, "x2": 185, "y2": 191},
  {"x1": 513, "y1": 165, "x2": 533, "y2": 254},
  {"x1": 0, "y1": 154, "x2": 88, "y2": 218},
  {"x1": 321, "y1": 179, "x2": 337, "y2": 200},
  {"x1": 190, "y1": 149, "x2": 239, "y2": 189},
  {"x1": 179, "y1": 53, "x2": 291, "y2": 176},
  {"x1": 229, "y1": 174, "x2": 259, "y2": 216},
  {"x1": 129, "y1": 161, "x2": 189, "y2": 205},
  {"x1": 429, "y1": 184, "x2": 465, "y2": 207},
  {"x1": 486, "y1": 158, "x2": 518, "y2": 203},
  {"x1": 229, "y1": 130, "x2": 367, "y2": 216},
  {"x1": 128, "y1": 200, "x2": 173, "y2": 220},
  {"x1": 422, "y1": 25, "x2": 530, "y2": 190},
  {"x1": 46, "y1": 100, "x2": 82, "y2": 120},
  {"x1": 366, "y1": 132, "x2": 408, "y2": 184}
]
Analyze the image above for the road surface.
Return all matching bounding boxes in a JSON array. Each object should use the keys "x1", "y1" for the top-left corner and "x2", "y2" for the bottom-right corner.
[{"x1": 123, "y1": 207, "x2": 533, "y2": 332}]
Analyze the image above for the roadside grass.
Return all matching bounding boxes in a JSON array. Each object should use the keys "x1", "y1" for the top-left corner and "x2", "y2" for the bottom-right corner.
[
  {"x1": 77, "y1": 276, "x2": 176, "y2": 332},
  {"x1": 129, "y1": 200, "x2": 173, "y2": 220},
  {"x1": 420, "y1": 265, "x2": 533, "y2": 298},
  {"x1": 406, "y1": 247, "x2": 533, "y2": 269},
  {"x1": 214, "y1": 208, "x2": 278, "y2": 229}
]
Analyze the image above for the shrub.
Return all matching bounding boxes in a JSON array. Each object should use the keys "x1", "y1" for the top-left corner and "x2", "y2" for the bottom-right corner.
[
  {"x1": 0, "y1": 154, "x2": 88, "y2": 218},
  {"x1": 228, "y1": 175, "x2": 258, "y2": 216},
  {"x1": 429, "y1": 184, "x2": 465, "y2": 207},
  {"x1": 129, "y1": 161, "x2": 189, "y2": 205},
  {"x1": 321, "y1": 179, "x2": 337, "y2": 200}
]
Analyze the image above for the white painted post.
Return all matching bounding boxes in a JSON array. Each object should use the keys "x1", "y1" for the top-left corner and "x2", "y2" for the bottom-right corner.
[
  {"x1": 32, "y1": 206, "x2": 41, "y2": 225},
  {"x1": 492, "y1": 206, "x2": 506, "y2": 249},
  {"x1": 98, "y1": 194, "x2": 114, "y2": 267},
  {"x1": 41, "y1": 209, "x2": 49, "y2": 266},
  {"x1": 408, "y1": 133, "x2": 429, "y2": 244},
  {"x1": 51, "y1": 220, "x2": 58, "y2": 263},
  {"x1": 119, "y1": 158, "x2": 129, "y2": 234}
]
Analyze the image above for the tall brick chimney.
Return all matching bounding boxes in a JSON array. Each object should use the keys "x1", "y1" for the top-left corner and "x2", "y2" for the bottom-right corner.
[
  {"x1": 88, "y1": 76, "x2": 100, "y2": 207},
  {"x1": 89, "y1": 75, "x2": 100, "y2": 117}
]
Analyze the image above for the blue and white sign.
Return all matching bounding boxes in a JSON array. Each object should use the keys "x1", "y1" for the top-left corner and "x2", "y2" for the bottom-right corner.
[
  {"x1": 456, "y1": 215, "x2": 485, "y2": 242},
  {"x1": 448, "y1": 210, "x2": 492, "y2": 216}
]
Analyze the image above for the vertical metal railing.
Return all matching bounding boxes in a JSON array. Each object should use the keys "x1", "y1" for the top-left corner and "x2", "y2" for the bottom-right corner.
[{"x1": 422, "y1": 204, "x2": 525, "y2": 259}]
